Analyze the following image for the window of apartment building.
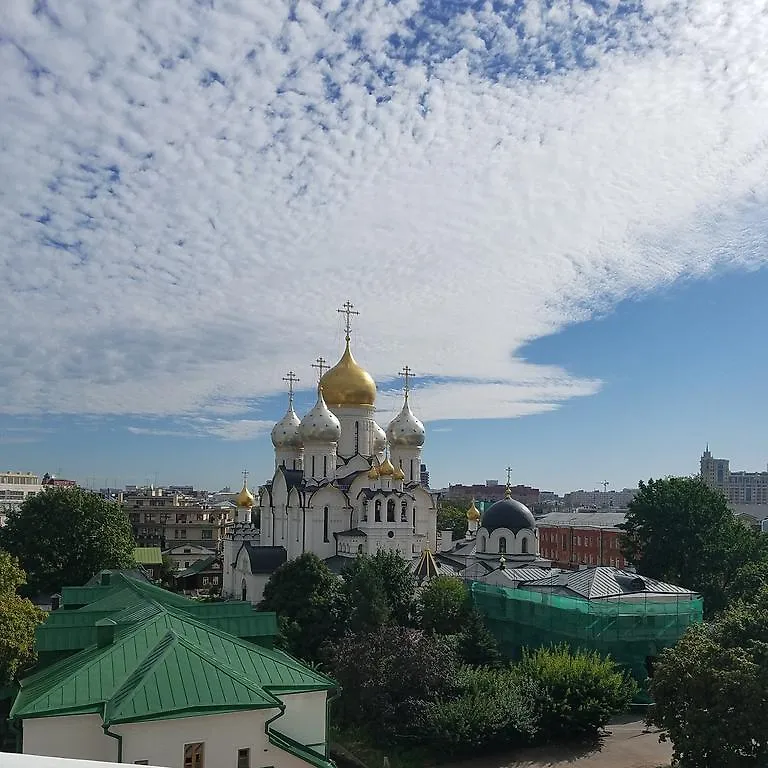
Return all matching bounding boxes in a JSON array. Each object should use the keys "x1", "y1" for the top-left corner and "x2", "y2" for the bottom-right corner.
[
  {"x1": 237, "y1": 747, "x2": 251, "y2": 768},
  {"x1": 202, "y1": 529, "x2": 213, "y2": 540},
  {"x1": 184, "y1": 742, "x2": 204, "y2": 768},
  {"x1": 202, "y1": 577, "x2": 209, "y2": 585}
]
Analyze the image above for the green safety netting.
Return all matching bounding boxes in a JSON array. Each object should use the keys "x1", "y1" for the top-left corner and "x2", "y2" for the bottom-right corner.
[{"x1": 469, "y1": 581, "x2": 703, "y2": 692}]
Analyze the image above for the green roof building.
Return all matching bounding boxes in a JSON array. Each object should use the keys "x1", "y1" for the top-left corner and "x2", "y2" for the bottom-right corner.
[{"x1": 11, "y1": 571, "x2": 336, "y2": 768}]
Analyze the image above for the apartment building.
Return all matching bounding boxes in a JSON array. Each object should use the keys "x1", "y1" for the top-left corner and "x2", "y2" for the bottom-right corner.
[
  {"x1": 122, "y1": 488, "x2": 233, "y2": 551},
  {"x1": 700, "y1": 446, "x2": 768, "y2": 504},
  {"x1": 446, "y1": 480, "x2": 540, "y2": 508},
  {"x1": 562, "y1": 488, "x2": 636, "y2": 510},
  {"x1": 537, "y1": 511, "x2": 628, "y2": 570},
  {"x1": 0, "y1": 472, "x2": 44, "y2": 525}
]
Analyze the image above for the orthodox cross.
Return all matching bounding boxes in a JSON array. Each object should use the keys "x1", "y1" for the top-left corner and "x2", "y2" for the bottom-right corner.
[
  {"x1": 311, "y1": 357, "x2": 329, "y2": 380},
  {"x1": 282, "y1": 371, "x2": 300, "y2": 403},
  {"x1": 242, "y1": 469, "x2": 249, "y2": 487},
  {"x1": 506, "y1": 466, "x2": 513, "y2": 486},
  {"x1": 399, "y1": 365, "x2": 414, "y2": 400},
  {"x1": 337, "y1": 300, "x2": 359, "y2": 341}
]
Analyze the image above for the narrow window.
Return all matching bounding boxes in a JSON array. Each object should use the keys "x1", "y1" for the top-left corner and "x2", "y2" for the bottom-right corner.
[
  {"x1": 323, "y1": 455, "x2": 327, "y2": 478},
  {"x1": 355, "y1": 421, "x2": 360, "y2": 454},
  {"x1": 411, "y1": 459, "x2": 415, "y2": 481},
  {"x1": 311, "y1": 455, "x2": 316, "y2": 477},
  {"x1": 401, "y1": 501, "x2": 408, "y2": 522},
  {"x1": 237, "y1": 748, "x2": 250, "y2": 768},
  {"x1": 499, "y1": 537, "x2": 507, "y2": 554},
  {"x1": 323, "y1": 506, "x2": 329, "y2": 543},
  {"x1": 387, "y1": 499, "x2": 396, "y2": 522},
  {"x1": 375, "y1": 500, "x2": 382, "y2": 522},
  {"x1": 241, "y1": 580, "x2": 247, "y2": 603},
  {"x1": 184, "y1": 743, "x2": 204, "y2": 768},
  {"x1": 521, "y1": 537, "x2": 528, "y2": 554}
]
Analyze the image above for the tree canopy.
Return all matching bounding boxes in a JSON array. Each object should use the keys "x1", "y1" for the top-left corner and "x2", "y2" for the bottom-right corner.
[
  {"x1": 418, "y1": 575, "x2": 469, "y2": 635},
  {"x1": 649, "y1": 588, "x2": 768, "y2": 767},
  {"x1": 437, "y1": 501, "x2": 469, "y2": 540},
  {"x1": 620, "y1": 476, "x2": 762, "y2": 615},
  {"x1": 0, "y1": 487, "x2": 136, "y2": 596},
  {"x1": 258, "y1": 552, "x2": 346, "y2": 661},
  {"x1": 0, "y1": 551, "x2": 45, "y2": 687}
]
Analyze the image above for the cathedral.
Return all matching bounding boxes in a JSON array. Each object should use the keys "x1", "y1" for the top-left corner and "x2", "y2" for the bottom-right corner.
[{"x1": 223, "y1": 303, "x2": 438, "y2": 604}]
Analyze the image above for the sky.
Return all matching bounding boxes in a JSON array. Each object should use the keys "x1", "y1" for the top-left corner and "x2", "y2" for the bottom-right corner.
[{"x1": 2, "y1": 0, "x2": 768, "y2": 494}]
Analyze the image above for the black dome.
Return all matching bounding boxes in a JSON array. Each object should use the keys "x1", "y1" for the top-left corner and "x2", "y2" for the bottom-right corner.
[{"x1": 481, "y1": 497, "x2": 535, "y2": 533}]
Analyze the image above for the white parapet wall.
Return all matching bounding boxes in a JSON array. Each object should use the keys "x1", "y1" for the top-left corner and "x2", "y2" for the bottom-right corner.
[{"x1": 1, "y1": 754, "x2": 167, "y2": 768}]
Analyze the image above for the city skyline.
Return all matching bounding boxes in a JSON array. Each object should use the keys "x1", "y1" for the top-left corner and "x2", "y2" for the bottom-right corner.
[{"x1": 2, "y1": 1, "x2": 768, "y2": 492}]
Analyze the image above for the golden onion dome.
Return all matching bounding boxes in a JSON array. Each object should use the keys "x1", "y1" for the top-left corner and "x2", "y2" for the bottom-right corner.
[
  {"x1": 319, "y1": 340, "x2": 376, "y2": 408},
  {"x1": 378, "y1": 457, "x2": 395, "y2": 476},
  {"x1": 368, "y1": 464, "x2": 380, "y2": 480},
  {"x1": 393, "y1": 466, "x2": 405, "y2": 481},
  {"x1": 234, "y1": 483, "x2": 255, "y2": 509},
  {"x1": 466, "y1": 499, "x2": 481, "y2": 521}
]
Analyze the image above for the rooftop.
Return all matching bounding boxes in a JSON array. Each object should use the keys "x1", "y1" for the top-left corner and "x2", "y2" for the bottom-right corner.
[{"x1": 537, "y1": 511, "x2": 627, "y2": 529}]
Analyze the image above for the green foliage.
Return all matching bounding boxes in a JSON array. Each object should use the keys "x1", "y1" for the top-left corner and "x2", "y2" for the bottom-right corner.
[
  {"x1": 621, "y1": 477, "x2": 760, "y2": 616},
  {"x1": 258, "y1": 553, "x2": 346, "y2": 661},
  {"x1": 437, "y1": 501, "x2": 469, "y2": 540},
  {"x1": 649, "y1": 588, "x2": 768, "y2": 767},
  {"x1": 456, "y1": 607, "x2": 502, "y2": 668},
  {"x1": 343, "y1": 565, "x2": 391, "y2": 633},
  {"x1": 418, "y1": 575, "x2": 469, "y2": 635},
  {"x1": 0, "y1": 551, "x2": 45, "y2": 687},
  {"x1": 0, "y1": 487, "x2": 136, "y2": 596},
  {"x1": 341, "y1": 551, "x2": 416, "y2": 627},
  {"x1": 517, "y1": 645, "x2": 637, "y2": 738},
  {"x1": 323, "y1": 624, "x2": 458, "y2": 733},
  {"x1": 413, "y1": 665, "x2": 539, "y2": 755}
]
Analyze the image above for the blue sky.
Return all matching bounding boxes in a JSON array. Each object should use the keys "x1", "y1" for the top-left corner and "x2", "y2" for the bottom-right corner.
[{"x1": 2, "y1": 0, "x2": 768, "y2": 494}]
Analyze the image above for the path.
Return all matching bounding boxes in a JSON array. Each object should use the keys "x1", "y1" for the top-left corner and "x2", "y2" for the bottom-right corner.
[{"x1": 445, "y1": 716, "x2": 671, "y2": 768}]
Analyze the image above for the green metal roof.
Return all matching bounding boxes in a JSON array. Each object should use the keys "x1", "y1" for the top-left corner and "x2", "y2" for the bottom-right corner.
[
  {"x1": 175, "y1": 555, "x2": 217, "y2": 579},
  {"x1": 133, "y1": 547, "x2": 163, "y2": 565},
  {"x1": 13, "y1": 596, "x2": 334, "y2": 724}
]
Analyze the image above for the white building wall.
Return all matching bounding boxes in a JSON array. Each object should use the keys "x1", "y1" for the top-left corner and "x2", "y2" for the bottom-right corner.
[
  {"x1": 23, "y1": 715, "x2": 117, "y2": 762},
  {"x1": 331, "y1": 405, "x2": 376, "y2": 458},
  {"x1": 275, "y1": 691, "x2": 328, "y2": 751}
]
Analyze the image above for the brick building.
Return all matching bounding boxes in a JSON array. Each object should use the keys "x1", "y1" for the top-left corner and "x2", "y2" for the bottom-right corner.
[
  {"x1": 537, "y1": 511, "x2": 628, "y2": 569},
  {"x1": 446, "y1": 481, "x2": 540, "y2": 509}
]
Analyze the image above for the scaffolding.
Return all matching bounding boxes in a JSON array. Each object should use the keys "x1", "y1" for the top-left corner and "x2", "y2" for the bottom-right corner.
[{"x1": 470, "y1": 581, "x2": 703, "y2": 690}]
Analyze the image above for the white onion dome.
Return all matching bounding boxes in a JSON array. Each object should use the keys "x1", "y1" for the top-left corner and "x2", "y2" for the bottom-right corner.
[
  {"x1": 387, "y1": 397, "x2": 425, "y2": 447},
  {"x1": 372, "y1": 421, "x2": 387, "y2": 454},
  {"x1": 271, "y1": 403, "x2": 302, "y2": 449},
  {"x1": 298, "y1": 387, "x2": 341, "y2": 443}
]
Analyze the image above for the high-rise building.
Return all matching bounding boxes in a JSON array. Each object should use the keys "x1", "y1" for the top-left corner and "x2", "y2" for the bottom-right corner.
[{"x1": 700, "y1": 446, "x2": 768, "y2": 505}]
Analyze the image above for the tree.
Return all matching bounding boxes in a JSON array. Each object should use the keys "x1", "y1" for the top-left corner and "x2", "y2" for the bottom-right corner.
[
  {"x1": 649, "y1": 588, "x2": 768, "y2": 767},
  {"x1": 323, "y1": 625, "x2": 458, "y2": 734},
  {"x1": 343, "y1": 564, "x2": 391, "y2": 633},
  {"x1": 341, "y1": 551, "x2": 416, "y2": 626},
  {"x1": 418, "y1": 575, "x2": 469, "y2": 635},
  {"x1": 258, "y1": 553, "x2": 346, "y2": 661},
  {"x1": 437, "y1": 501, "x2": 469, "y2": 540},
  {"x1": 517, "y1": 645, "x2": 637, "y2": 738},
  {"x1": 0, "y1": 487, "x2": 136, "y2": 596},
  {"x1": 0, "y1": 551, "x2": 45, "y2": 687},
  {"x1": 457, "y1": 607, "x2": 502, "y2": 668},
  {"x1": 620, "y1": 477, "x2": 759, "y2": 615}
]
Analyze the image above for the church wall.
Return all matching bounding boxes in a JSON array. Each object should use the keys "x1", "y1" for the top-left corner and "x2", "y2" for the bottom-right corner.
[{"x1": 331, "y1": 405, "x2": 376, "y2": 457}]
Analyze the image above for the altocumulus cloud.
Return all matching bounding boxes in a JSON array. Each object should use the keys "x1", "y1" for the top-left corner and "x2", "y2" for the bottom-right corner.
[{"x1": 2, "y1": 0, "x2": 768, "y2": 434}]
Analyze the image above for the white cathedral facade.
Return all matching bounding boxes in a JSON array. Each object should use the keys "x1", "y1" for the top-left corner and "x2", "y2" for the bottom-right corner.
[{"x1": 223, "y1": 306, "x2": 438, "y2": 604}]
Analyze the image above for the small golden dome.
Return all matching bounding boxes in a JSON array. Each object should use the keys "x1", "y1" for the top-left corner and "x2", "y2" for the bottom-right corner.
[
  {"x1": 234, "y1": 483, "x2": 255, "y2": 508},
  {"x1": 467, "y1": 499, "x2": 481, "y2": 521},
  {"x1": 393, "y1": 466, "x2": 405, "y2": 481},
  {"x1": 319, "y1": 340, "x2": 376, "y2": 408},
  {"x1": 378, "y1": 457, "x2": 395, "y2": 476},
  {"x1": 368, "y1": 464, "x2": 380, "y2": 480}
]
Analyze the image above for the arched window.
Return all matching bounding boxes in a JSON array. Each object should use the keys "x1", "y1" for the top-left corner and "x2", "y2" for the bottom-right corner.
[
  {"x1": 323, "y1": 506, "x2": 329, "y2": 543},
  {"x1": 355, "y1": 421, "x2": 360, "y2": 454},
  {"x1": 498, "y1": 537, "x2": 507, "y2": 554},
  {"x1": 311, "y1": 455, "x2": 316, "y2": 477},
  {"x1": 480, "y1": 536, "x2": 487, "y2": 553},
  {"x1": 411, "y1": 459, "x2": 415, "y2": 481},
  {"x1": 400, "y1": 501, "x2": 408, "y2": 522},
  {"x1": 387, "y1": 499, "x2": 396, "y2": 522},
  {"x1": 362, "y1": 500, "x2": 368, "y2": 522},
  {"x1": 412, "y1": 506, "x2": 416, "y2": 533},
  {"x1": 323, "y1": 455, "x2": 327, "y2": 478},
  {"x1": 241, "y1": 579, "x2": 247, "y2": 603},
  {"x1": 357, "y1": 543, "x2": 363, "y2": 554},
  {"x1": 375, "y1": 500, "x2": 382, "y2": 522},
  {"x1": 521, "y1": 537, "x2": 528, "y2": 554}
]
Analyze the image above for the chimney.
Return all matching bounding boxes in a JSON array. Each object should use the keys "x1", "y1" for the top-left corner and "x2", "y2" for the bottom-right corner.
[
  {"x1": 96, "y1": 618, "x2": 117, "y2": 648},
  {"x1": 50, "y1": 593, "x2": 61, "y2": 611},
  {"x1": 101, "y1": 571, "x2": 111, "y2": 586},
  {"x1": 439, "y1": 529, "x2": 454, "y2": 553}
]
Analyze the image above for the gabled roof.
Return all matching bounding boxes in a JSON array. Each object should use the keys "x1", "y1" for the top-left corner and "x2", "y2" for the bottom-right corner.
[
  {"x1": 536, "y1": 511, "x2": 627, "y2": 529},
  {"x1": 334, "y1": 528, "x2": 366, "y2": 538},
  {"x1": 133, "y1": 547, "x2": 163, "y2": 566},
  {"x1": 175, "y1": 556, "x2": 218, "y2": 579},
  {"x1": 521, "y1": 567, "x2": 698, "y2": 600},
  {"x1": 12, "y1": 608, "x2": 334, "y2": 724},
  {"x1": 237, "y1": 544, "x2": 287, "y2": 574}
]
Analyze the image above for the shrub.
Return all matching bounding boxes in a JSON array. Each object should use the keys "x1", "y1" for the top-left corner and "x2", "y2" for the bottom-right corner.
[
  {"x1": 414, "y1": 665, "x2": 539, "y2": 755},
  {"x1": 517, "y1": 645, "x2": 637, "y2": 738}
]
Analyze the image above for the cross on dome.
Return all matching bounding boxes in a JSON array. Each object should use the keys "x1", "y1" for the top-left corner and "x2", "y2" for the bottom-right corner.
[
  {"x1": 311, "y1": 357, "x2": 329, "y2": 380},
  {"x1": 242, "y1": 469, "x2": 249, "y2": 486},
  {"x1": 337, "y1": 300, "x2": 359, "y2": 341},
  {"x1": 282, "y1": 371, "x2": 300, "y2": 403},
  {"x1": 399, "y1": 365, "x2": 414, "y2": 400}
]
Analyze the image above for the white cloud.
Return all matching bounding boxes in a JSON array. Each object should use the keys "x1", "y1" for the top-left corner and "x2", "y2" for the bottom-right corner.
[{"x1": 1, "y1": 0, "x2": 768, "y2": 428}]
